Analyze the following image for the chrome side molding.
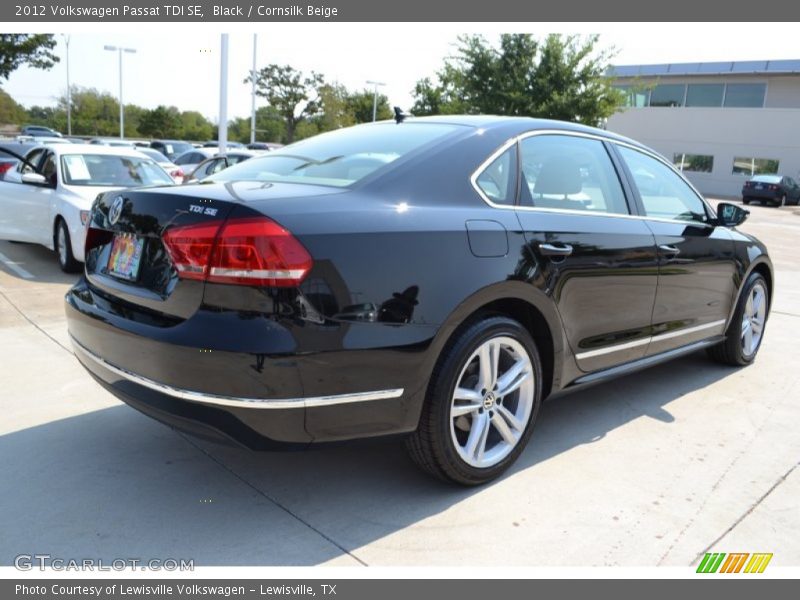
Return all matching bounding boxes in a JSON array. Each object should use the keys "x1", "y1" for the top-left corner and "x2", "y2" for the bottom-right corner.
[
  {"x1": 575, "y1": 319, "x2": 727, "y2": 361},
  {"x1": 70, "y1": 335, "x2": 403, "y2": 410}
]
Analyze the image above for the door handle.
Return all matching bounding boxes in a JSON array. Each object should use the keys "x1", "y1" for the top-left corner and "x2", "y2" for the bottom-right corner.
[
  {"x1": 539, "y1": 242, "x2": 573, "y2": 257},
  {"x1": 659, "y1": 244, "x2": 680, "y2": 256}
]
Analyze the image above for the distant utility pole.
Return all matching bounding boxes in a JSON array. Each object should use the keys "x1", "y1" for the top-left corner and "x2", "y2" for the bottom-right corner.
[
  {"x1": 103, "y1": 44, "x2": 137, "y2": 139},
  {"x1": 62, "y1": 35, "x2": 71, "y2": 136},
  {"x1": 250, "y1": 34, "x2": 257, "y2": 145},
  {"x1": 218, "y1": 34, "x2": 229, "y2": 154},
  {"x1": 366, "y1": 80, "x2": 386, "y2": 122}
]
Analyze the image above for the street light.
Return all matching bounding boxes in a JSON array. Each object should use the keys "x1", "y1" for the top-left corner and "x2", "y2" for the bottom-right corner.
[
  {"x1": 103, "y1": 44, "x2": 137, "y2": 139},
  {"x1": 62, "y1": 35, "x2": 71, "y2": 136},
  {"x1": 250, "y1": 34, "x2": 257, "y2": 145},
  {"x1": 366, "y1": 80, "x2": 386, "y2": 122}
]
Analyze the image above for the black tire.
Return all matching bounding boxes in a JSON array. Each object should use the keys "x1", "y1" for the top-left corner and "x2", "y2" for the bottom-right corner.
[
  {"x1": 776, "y1": 194, "x2": 786, "y2": 207},
  {"x1": 54, "y1": 218, "x2": 82, "y2": 273},
  {"x1": 742, "y1": 197, "x2": 750, "y2": 205},
  {"x1": 707, "y1": 272, "x2": 769, "y2": 366},
  {"x1": 406, "y1": 315, "x2": 543, "y2": 485}
]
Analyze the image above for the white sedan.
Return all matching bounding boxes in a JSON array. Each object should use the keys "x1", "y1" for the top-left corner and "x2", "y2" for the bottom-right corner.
[{"x1": 0, "y1": 144, "x2": 174, "y2": 272}]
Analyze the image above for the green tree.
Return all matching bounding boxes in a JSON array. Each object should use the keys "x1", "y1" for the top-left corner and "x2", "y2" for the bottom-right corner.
[
  {"x1": 0, "y1": 34, "x2": 59, "y2": 81},
  {"x1": 137, "y1": 105, "x2": 181, "y2": 138},
  {"x1": 228, "y1": 105, "x2": 286, "y2": 144},
  {"x1": 346, "y1": 89, "x2": 392, "y2": 123},
  {"x1": 411, "y1": 34, "x2": 622, "y2": 126},
  {"x1": 245, "y1": 64, "x2": 324, "y2": 143},
  {"x1": 315, "y1": 83, "x2": 355, "y2": 132},
  {"x1": 179, "y1": 110, "x2": 214, "y2": 141},
  {"x1": 0, "y1": 87, "x2": 27, "y2": 124}
]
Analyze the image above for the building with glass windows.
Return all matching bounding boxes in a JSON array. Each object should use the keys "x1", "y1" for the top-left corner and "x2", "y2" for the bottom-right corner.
[{"x1": 606, "y1": 60, "x2": 800, "y2": 197}]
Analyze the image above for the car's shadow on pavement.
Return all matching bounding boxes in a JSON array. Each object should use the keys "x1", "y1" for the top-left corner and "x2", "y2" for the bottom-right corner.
[
  {"x1": 0, "y1": 241, "x2": 80, "y2": 286},
  {"x1": 0, "y1": 351, "x2": 737, "y2": 566}
]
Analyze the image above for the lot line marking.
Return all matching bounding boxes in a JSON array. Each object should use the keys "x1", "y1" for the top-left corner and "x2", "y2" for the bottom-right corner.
[{"x1": 0, "y1": 251, "x2": 34, "y2": 279}]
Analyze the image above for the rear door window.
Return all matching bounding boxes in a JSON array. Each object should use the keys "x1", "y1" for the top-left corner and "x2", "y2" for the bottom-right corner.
[{"x1": 518, "y1": 134, "x2": 629, "y2": 215}]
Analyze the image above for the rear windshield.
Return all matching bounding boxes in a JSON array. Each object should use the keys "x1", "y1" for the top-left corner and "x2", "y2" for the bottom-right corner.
[
  {"x1": 60, "y1": 154, "x2": 174, "y2": 187},
  {"x1": 207, "y1": 122, "x2": 462, "y2": 187},
  {"x1": 751, "y1": 175, "x2": 781, "y2": 183}
]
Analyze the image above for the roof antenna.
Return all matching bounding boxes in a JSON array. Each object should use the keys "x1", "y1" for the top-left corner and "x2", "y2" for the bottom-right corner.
[{"x1": 393, "y1": 106, "x2": 410, "y2": 124}]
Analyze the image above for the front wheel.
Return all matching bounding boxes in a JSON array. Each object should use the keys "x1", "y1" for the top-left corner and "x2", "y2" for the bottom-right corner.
[
  {"x1": 707, "y1": 273, "x2": 769, "y2": 366},
  {"x1": 406, "y1": 316, "x2": 543, "y2": 485},
  {"x1": 55, "y1": 218, "x2": 82, "y2": 273}
]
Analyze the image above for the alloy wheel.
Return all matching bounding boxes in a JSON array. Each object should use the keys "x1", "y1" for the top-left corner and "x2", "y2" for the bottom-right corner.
[
  {"x1": 449, "y1": 336, "x2": 535, "y2": 468},
  {"x1": 741, "y1": 282, "x2": 767, "y2": 357}
]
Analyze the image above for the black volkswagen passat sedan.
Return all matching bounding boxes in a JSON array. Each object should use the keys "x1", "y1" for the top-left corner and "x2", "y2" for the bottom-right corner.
[{"x1": 66, "y1": 116, "x2": 772, "y2": 485}]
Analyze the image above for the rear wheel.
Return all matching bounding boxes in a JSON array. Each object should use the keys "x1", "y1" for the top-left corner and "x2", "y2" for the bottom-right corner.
[
  {"x1": 776, "y1": 194, "x2": 786, "y2": 207},
  {"x1": 406, "y1": 316, "x2": 542, "y2": 485},
  {"x1": 742, "y1": 197, "x2": 750, "y2": 205},
  {"x1": 707, "y1": 273, "x2": 768, "y2": 366},
  {"x1": 55, "y1": 218, "x2": 81, "y2": 273}
]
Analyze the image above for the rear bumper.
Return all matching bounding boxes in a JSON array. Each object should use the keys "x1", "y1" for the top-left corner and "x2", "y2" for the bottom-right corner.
[
  {"x1": 65, "y1": 280, "x2": 432, "y2": 448},
  {"x1": 743, "y1": 189, "x2": 781, "y2": 202}
]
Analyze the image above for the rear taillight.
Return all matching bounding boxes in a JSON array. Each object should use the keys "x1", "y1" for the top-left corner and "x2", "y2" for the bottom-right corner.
[
  {"x1": 171, "y1": 168, "x2": 184, "y2": 178},
  {"x1": 162, "y1": 217, "x2": 312, "y2": 287},
  {"x1": 0, "y1": 162, "x2": 14, "y2": 176},
  {"x1": 769, "y1": 184, "x2": 779, "y2": 191}
]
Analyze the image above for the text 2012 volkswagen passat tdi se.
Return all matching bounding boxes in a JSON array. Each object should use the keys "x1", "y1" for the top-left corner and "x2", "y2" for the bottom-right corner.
[{"x1": 66, "y1": 116, "x2": 772, "y2": 485}]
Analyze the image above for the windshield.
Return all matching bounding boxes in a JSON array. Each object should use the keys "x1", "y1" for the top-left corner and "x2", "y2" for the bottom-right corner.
[
  {"x1": 207, "y1": 122, "x2": 462, "y2": 187},
  {"x1": 60, "y1": 154, "x2": 174, "y2": 187}
]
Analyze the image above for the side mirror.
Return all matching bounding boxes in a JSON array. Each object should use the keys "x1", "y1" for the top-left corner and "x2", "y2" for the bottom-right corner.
[
  {"x1": 717, "y1": 202, "x2": 749, "y2": 227},
  {"x1": 21, "y1": 172, "x2": 48, "y2": 186}
]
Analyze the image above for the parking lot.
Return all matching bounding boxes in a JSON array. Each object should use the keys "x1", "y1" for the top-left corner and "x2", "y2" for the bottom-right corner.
[{"x1": 1, "y1": 198, "x2": 798, "y2": 568}]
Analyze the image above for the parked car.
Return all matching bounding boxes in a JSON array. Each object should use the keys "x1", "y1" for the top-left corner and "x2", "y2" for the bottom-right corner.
[
  {"x1": 21, "y1": 125, "x2": 62, "y2": 138},
  {"x1": 0, "y1": 141, "x2": 36, "y2": 178},
  {"x1": 149, "y1": 140, "x2": 194, "y2": 161},
  {"x1": 203, "y1": 140, "x2": 245, "y2": 148},
  {"x1": 136, "y1": 147, "x2": 185, "y2": 184},
  {"x1": 171, "y1": 147, "x2": 219, "y2": 176},
  {"x1": 0, "y1": 144, "x2": 175, "y2": 272},
  {"x1": 89, "y1": 138, "x2": 136, "y2": 148},
  {"x1": 181, "y1": 150, "x2": 257, "y2": 183},
  {"x1": 65, "y1": 117, "x2": 772, "y2": 484},
  {"x1": 247, "y1": 142, "x2": 283, "y2": 151},
  {"x1": 742, "y1": 174, "x2": 800, "y2": 206}
]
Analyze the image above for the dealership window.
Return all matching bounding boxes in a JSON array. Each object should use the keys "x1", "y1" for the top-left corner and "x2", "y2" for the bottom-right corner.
[
  {"x1": 732, "y1": 157, "x2": 780, "y2": 176},
  {"x1": 648, "y1": 84, "x2": 686, "y2": 107},
  {"x1": 723, "y1": 84, "x2": 766, "y2": 107},
  {"x1": 673, "y1": 153, "x2": 714, "y2": 173},
  {"x1": 614, "y1": 85, "x2": 649, "y2": 108},
  {"x1": 685, "y1": 84, "x2": 724, "y2": 107}
]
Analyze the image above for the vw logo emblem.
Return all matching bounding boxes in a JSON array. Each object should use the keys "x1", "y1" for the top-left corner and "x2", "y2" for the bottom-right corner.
[
  {"x1": 108, "y1": 196, "x2": 124, "y2": 225},
  {"x1": 483, "y1": 391, "x2": 496, "y2": 410}
]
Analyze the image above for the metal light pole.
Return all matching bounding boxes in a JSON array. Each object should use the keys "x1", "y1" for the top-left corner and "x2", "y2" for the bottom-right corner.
[
  {"x1": 62, "y1": 35, "x2": 71, "y2": 136},
  {"x1": 104, "y1": 44, "x2": 137, "y2": 139},
  {"x1": 218, "y1": 34, "x2": 229, "y2": 155},
  {"x1": 250, "y1": 34, "x2": 257, "y2": 145},
  {"x1": 366, "y1": 80, "x2": 386, "y2": 122}
]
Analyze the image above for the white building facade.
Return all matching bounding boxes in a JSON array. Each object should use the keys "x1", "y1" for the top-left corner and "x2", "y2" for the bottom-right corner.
[{"x1": 606, "y1": 60, "x2": 800, "y2": 198}]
